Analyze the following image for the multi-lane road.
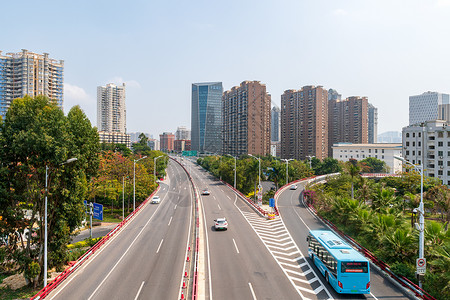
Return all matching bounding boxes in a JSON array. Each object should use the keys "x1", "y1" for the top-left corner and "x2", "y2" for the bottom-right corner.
[{"x1": 45, "y1": 157, "x2": 412, "y2": 300}]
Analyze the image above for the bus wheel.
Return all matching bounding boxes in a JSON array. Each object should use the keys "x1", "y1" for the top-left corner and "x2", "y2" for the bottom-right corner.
[
  {"x1": 325, "y1": 272, "x2": 329, "y2": 283},
  {"x1": 311, "y1": 254, "x2": 314, "y2": 263}
]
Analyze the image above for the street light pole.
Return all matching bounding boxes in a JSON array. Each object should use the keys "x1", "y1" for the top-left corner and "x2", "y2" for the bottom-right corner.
[
  {"x1": 154, "y1": 155, "x2": 164, "y2": 185},
  {"x1": 394, "y1": 155, "x2": 425, "y2": 288},
  {"x1": 133, "y1": 156, "x2": 148, "y2": 211},
  {"x1": 44, "y1": 157, "x2": 77, "y2": 287},
  {"x1": 281, "y1": 158, "x2": 294, "y2": 185}
]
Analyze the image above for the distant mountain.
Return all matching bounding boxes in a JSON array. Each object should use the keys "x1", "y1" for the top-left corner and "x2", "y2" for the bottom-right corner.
[{"x1": 377, "y1": 131, "x2": 402, "y2": 143}]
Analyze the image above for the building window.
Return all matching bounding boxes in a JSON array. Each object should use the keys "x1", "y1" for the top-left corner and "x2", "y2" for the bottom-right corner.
[
  {"x1": 438, "y1": 151, "x2": 444, "y2": 157},
  {"x1": 413, "y1": 133, "x2": 415, "y2": 137},
  {"x1": 382, "y1": 155, "x2": 384, "y2": 159},
  {"x1": 413, "y1": 151, "x2": 415, "y2": 155},
  {"x1": 382, "y1": 149, "x2": 385, "y2": 153},
  {"x1": 419, "y1": 132, "x2": 421, "y2": 137},
  {"x1": 438, "y1": 161, "x2": 443, "y2": 166},
  {"x1": 438, "y1": 131, "x2": 444, "y2": 138},
  {"x1": 375, "y1": 149, "x2": 378, "y2": 153},
  {"x1": 418, "y1": 160, "x2": 421, "y2": 164},
  {"x1": 413, "y1": 142, "x2": 415, "y2": 147},
  {"x1": 406, "y1": 142, "x2": 409, "y2": 146},
  {"x1": 438, "y1": 170, "x2": 443, "y2": 175},
  {"x1": 418, "y1": 142, "x2": 421, "y2": 147},
  {"x1": 438, "y1": 141, "x2": 443, "y2": 147},
  {"x1": 418, "y1": 151, "x2": 421, "y2": 155},
  {"x1": 369, "y1": 149, "x2": 371, "y2": 153},
  {"x1": 406, "y1": 133, "x2": 410, "y2": 137},
  {"x1": 406, "y1": 150, "x2": 410, "y2": 155}
]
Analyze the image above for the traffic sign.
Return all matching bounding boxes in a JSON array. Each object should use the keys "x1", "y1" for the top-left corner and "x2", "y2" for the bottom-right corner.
[
  {"x1": 93, "y1": 203, "x2": 103, "y2": 221},
  {"x1": 416, "y1": 258, "x2": 426, "y2": 274},
  {"x1": 269, "y1": 198, "x2": 275, "y2": 208}
]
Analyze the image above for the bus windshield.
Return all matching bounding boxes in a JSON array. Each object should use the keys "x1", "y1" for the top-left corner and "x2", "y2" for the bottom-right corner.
[{"x1": 341, "y1": 262, "x2": 368, "y2": 273}]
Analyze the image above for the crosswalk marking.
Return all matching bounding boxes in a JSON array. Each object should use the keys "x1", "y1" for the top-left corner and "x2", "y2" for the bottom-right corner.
[{"x1": 238, "y1": 208, "x2": 333, "y2": 299}]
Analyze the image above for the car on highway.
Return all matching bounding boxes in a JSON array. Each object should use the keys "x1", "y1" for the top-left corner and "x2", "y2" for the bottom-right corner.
[
  {"x1": 290, "y1": 184, "x2": 298, "y2": 190},
  {"x1": 151, "y1": 196, "x2": 161, "y2": 204},
  {"x1": 201, "y1": 189, "x2": 210, "y2": 195},
  {"x1": 214, "y1": 218, "x2": 228, "y2": 230}
]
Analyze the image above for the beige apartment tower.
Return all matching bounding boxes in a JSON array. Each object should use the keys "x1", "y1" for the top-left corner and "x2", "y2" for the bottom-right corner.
[
  {"x1": 97, "y1": 83, "x2": 126, "y2": 133},
  {"x1": 281, "y1": 86, "x2": 328, "y2": 160},
  {"x1": 328, "y1": 96, "x2": 369, "y2": 155},
  {"x1": 222, "y1": 81, "x2": 271, "y2": 157}
]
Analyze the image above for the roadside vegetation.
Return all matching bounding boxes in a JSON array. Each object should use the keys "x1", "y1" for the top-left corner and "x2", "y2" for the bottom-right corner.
[
  {"x1": 305, "y1": 159, "x2": 450, "y2": 300},
  {"x1": 0, "y1": 96, "x2": 168, "y2": 295}
]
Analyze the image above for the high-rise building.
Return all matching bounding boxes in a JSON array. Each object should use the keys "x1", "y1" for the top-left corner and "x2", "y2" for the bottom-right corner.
[
  {"x1": 439, "y1": 104, "x2": 450, "y2": 122},
  {"x1": 175, "y1": 126, "x2": 191, "y2": 140},
  {"x1": 402, "y1": 120, "x2": 450, "y2": 186},
  {"x1": 160, "y1": 132, "x2": 175, "y2": 152},
  {"x1": 328, "y1": 88, "x2": 341, "y2": 101},
  {"x1": 97, "y1": 83, "x2": 126, "y2": 133},
  {"x1": 0, "y1": 49, "x2": 64, "y2": 116},
  {"x1": 378, "y1": 131, "x2": 402, "y2": 143},
  {"x1": 281, "y1": 86, "x2": 328, "y2": 160},
  {"x1": 368, "y1": 103, "x2": 378, "y2": 143},
  {"x1": 191, "y1": 82, "x2": 223, "y2": 154},
  {"x1": 271, "y1": 106, "x2": 281, "y2": 142},
  {"x1": 409, "y1": 91, "x2": 449, "y2": 125},
  {"x1": 328, "y1": 96, "x2": 369, "y2": 155},
  {"x1": 222, "y1": 81, "x2": 271, "y2": 157}
]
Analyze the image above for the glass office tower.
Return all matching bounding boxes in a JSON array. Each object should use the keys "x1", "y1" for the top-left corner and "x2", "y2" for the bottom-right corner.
[{"x1": 191, "y1": 82, "x2": 223, "y2": 154}]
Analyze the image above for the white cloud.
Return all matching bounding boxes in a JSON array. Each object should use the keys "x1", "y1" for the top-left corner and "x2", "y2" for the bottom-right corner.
[
  {"x1": 107, "y1": 76, "x2": 141, "y2": 88},
  {"x1": 333, "y1": 8, "x2": 348, "y2": 16},
  {"x1": 63, "y1": 83, "x2": 96, "y2": 122}
]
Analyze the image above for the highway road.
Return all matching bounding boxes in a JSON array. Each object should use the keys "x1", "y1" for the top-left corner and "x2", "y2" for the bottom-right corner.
[
  {"x1": 277, "y1": 180, "x2": 413, "y2": 300},
  {"x1": 184, "y1": 157, "x2": 318, "y2": 300},
  {"x1": 47, "y1": 160, "x2": 193, "y2": 300}
]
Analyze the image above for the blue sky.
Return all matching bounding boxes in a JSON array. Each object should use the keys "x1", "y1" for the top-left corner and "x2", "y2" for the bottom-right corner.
[{"x1": 2, "y1": 0, "x2": 450, "y2": 138}]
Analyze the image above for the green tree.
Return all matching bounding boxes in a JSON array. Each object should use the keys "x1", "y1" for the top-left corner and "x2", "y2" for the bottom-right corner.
[
  {"x1": 360, "y1": 157, "x2": 388, "y2": 173},
  {"x1": 345, "y1": 159, "x2": 361, "y2": 199},
  {"x1": 316, "y1": 157, "x2": 342, "y2": 175},
  {"x1": 0, "y1": 97, "x2": 99, "y2": 287}
]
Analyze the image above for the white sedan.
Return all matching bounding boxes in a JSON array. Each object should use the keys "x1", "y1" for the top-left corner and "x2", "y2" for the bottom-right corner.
[
  {"x1": 290, "y1": 184, "x2": 298, "y2": 190},
  {"x1": 151, "y1": 196, "x2": 161, "y2": 204}
]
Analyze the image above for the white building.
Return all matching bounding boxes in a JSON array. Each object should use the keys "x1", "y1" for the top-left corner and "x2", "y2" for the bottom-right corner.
[
  {"x1": 402, "y1": 120, "x2": 450, "y2": 186},
  {"x1": 409, "y1": 91, "x2": 449, "y2": 125},
  {"x1": 175, "y1": 126, "x2": 191, "y2": 140},
  {"x1": 332, "y1": 143, "x2": 403, "y2": 173},
  {"x1": 97, "y1": 83, "x2": 126, "y2": 133}
]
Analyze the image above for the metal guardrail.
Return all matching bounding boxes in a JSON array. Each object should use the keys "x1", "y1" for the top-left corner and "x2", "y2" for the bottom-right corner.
[{"x1": 31, "y1": 186, "x2": 161, "y2": 300}]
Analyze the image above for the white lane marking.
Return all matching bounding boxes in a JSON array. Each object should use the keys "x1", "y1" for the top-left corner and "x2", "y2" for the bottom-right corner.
[
  {"x1": 292, "y1": 206, "x2": 311, "y2": 232},
  {"x1": 156, "y1": 239, "x2": 164, "y2": 253},
  {"x1": 48, "y1": 273, "x2": 78, "y2": 299},
  {"x1": 370, "y1": 292, "x2": 380, "y2": 300},
  {"x1": 134, "y1": 281, "x2": 145, "y2": 300},
  {"x1": 218, "y1": 204, "x2": 221, "y2": 210},
  {"x1": 233, "y1": 238, "x2": 240, "y2": 254},
  {"x1": 248, "y1": 282, "x2": 257, "y2": 300},
  {"x1": 86, "y1": 191, "x2": 168, "y2": 300},
  {"x1": 168, "y1": 216, "x2": 173, "y2": 226},
  {"x1": 199, "y1": 187, "x2": 213, "y2": 300},
  {"x1": 213, "y1": 195, "x2": 216, "y2": 200},
  {"x1": 174, "y1": 204, "x2": 177, "y2": 210},
  {"x1": 227, "y1": 195, "x2": 231, "y2": 200}
]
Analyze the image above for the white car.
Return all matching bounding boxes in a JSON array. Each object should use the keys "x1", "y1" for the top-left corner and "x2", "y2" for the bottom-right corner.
[
  {"x1": 290, "y1": 184, "x2": 298, "y2": 190},
  {"x1": 214, "y1": 218, "x2": 228, "y2": 230},
  {"x1": 151, "y1": 196, "x2": 161, "y2": 204},
  {"x1": 201, "y1": 189, "x2": 210, "y2": 196}
]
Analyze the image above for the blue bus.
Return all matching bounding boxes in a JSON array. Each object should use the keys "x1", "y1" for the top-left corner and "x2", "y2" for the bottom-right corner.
[{"x1": 307, "y1": 230, "x2": 370, "y2": 294}]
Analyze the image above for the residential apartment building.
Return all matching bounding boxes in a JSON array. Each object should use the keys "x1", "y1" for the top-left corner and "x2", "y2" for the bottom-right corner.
[
  {"x1": 97, "y1": 83, "x2": 126, "y2": 133},
  {"x1": 271, "y1": 106, "x2": 281, "y2": 142},
  {"x1": 222, "y1": 80, "x2": 271, "y2": 157},
  {"x1": 402, "y1": 120, "x2": 450, "y2": 186},
  {"x1": 148, "y1": 138, "x2": 160, "y2": 151},
  {"x1": 332, "y1": 143, "x2": 402, "y2": 173},
  {"x1": 175, "y1": 126, "x2": 191, "y2": 140},
  {"x1": 409, "y1": 91, "x2": 449, "y2": 125},
  {"x1": 191, "y1": 82, "x2": 223, "y2": 154},
  {"x1": 281, "y1": 86, "x2": 328, "y2": 160},
  {"x1": 328, "y1": 96, "x2": 369, "y2": 155},
  {"x1": 174, "y1": 140, "x2": 191, "y2": 152},
  {"x1": 0, "y1": 49, "x2": 64, "y2": 116},
  {"x1": 368, "y1": 103, "x2": 378, "y2": 143},
  {"x1": 160, "y1": 132, "x2": 175, "y2": 152}
]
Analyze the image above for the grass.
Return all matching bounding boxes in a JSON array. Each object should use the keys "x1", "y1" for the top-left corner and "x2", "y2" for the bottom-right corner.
[{"x1": 0, "y1": 285, "x2": 39, "y2": 300}]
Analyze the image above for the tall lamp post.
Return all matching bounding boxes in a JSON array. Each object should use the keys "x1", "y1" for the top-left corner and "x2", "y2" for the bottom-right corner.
[
  {"x1": 225, "y1": 154, "x2": 237, "y2": 189},
  {"x1": 306, "y1": 155, "x2": 315, "y2": 170},
  {"x1": 394, "y1": 155, "x2": 425, "y2": 289},
  {"x1": 44, "y1": 157, "x2": 77, "y2": 287},
  {"x1": 133, "y1": 156, "x2": 148, "y2": 211},
  {"x1": 281, "y1": 158, "x2": 294, "y2": 185},
  {"x1": 153, "y1": 155, "x2": 164, "y2": 185}
]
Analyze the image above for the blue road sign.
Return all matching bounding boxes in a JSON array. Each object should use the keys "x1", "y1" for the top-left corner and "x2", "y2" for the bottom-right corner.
[
  {"x1": 93, "y1": 203, "x2": 103, "y2": 221},
  {"x1": 269, "y1": 198, "x2": 275, "y2": 208}
]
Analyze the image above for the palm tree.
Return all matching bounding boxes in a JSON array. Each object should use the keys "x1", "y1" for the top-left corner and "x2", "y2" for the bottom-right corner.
[
  {"x1": 383, "y1": 228, "x2": 415, "y2": 263},
  {"x1": 345, "y1": 159, "x2": 361, "y2": 199}
]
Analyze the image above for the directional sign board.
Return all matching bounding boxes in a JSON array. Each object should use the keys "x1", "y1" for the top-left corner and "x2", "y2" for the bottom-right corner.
[
  {"x1": 93, "y1": 203, "x2": 103, "y2": 221},
  {"x1": 416, "y1": 258, "x2": 426, "y2": 274},
  {"x1": 269, "y1": 198, "x2": 275, "y2": 208}
]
